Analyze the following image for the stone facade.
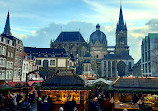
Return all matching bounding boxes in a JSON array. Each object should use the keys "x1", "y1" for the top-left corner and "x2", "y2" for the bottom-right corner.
[
  {"x1": 50, "y1": 5, "x2": 134, "y2": 77},
  {"x1": 141, "y1": 33, "x2": 158, "y2": 77}
]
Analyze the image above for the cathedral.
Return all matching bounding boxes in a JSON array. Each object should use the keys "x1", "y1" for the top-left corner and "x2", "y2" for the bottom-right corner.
[{"x1": 50, "y1": 5, "x2": 134, "y2": 77}]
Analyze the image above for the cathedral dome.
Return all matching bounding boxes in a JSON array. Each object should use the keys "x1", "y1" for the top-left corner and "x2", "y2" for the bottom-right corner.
[{"x1": 90, "y1": 24, "x2": 107, "y2": 45}]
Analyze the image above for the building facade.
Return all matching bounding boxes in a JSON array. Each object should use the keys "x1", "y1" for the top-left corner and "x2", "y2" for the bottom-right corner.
[
  {"x1": 141, "y1": 33, "x2": 158, "y2": 77},
  {"x1": 0, "y1": 35, "x2": 15, "y2": 81},
  {"x1": 24, "y1": 47, "x2": 75, "y2": 79},
  {"x1": 0, "y1": 11, "x2": 24, "y2": 82},
  {"x1": 50, "y1": 4, "x2": 134, "y2": 77}
]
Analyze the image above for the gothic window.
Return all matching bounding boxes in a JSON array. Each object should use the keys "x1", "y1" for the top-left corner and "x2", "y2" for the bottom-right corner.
[{"x1": 97, "y1": 55, "x2": 99, "y2": 58}]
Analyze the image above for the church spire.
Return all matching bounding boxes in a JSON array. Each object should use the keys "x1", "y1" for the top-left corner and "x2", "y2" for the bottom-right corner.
[
  {"x1": 3, "y1": 11, "x2": 12, "y2": 36},
  {"x1": 116, "y1": 1, "x2": 127, "y2": 32}
]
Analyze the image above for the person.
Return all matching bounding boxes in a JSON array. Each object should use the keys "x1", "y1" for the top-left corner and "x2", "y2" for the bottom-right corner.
[
  {"x1": 64, "y1": 99, "x2": 71, "y2": 111},
  {"x1": 37, "y1": 96, "x2": 43, "y2": 111},
  {"x1": 0, "y1": 95, "x2": 2, "y2": 109},
  {"x1": 47, "y1": 96, "x2": 53, "y2": 110},
  {"x1": 73, "y1": 107, "x2": 78, "y2": 111},
  {"x1": 42, "y1": 97, "x2": 50, "y2": 111},
  {"x1": 59, "y1": 107, "x2": 63, "y2": 111},
  {"x1": 98, "y1": 95, "x2": 104, "y2": 111},
  {"x1": 123, "y1": 108, "x2": 128, "y2": 111},
  {"x1": 71, "y1": 98, "x2": 76, "y2": 110}
]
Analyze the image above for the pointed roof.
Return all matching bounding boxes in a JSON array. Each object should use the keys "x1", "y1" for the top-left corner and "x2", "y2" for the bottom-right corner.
[
  {"x1": 3, "y1": 11, "x2": 12, "y2": 36},
  {"x1": 116, "y1": 3, "x2": 127, "y2": 32},
  {"x1": 119, "y1": 5, "x2": 124, "y2": 26}
]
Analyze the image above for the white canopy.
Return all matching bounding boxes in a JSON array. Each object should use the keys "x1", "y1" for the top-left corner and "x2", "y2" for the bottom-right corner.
[{"x1": 88, "y1": 78, "x2": 113, "y2": 85}]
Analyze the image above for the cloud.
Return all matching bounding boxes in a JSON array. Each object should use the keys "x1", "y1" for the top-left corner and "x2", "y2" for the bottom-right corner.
[
  {"x1": 23, "y1": 21, "x2": 107, "y2": 48},
  {"x1": 11, "y1": 31, "x2": 27, "y2": 39}
]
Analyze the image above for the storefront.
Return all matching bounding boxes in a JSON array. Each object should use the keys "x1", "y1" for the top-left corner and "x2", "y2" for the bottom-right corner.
[
  {"x1": 38, "y1": 70, "x2": 90, "y2": 111},
  {"x1": 109, "y1": 77, "x2": 158, "y2": 110}
]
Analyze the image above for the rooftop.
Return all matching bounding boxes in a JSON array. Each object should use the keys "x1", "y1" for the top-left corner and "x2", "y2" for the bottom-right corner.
[{"x1": 55, "y1": 31, "x2": 86, "y2": 43}]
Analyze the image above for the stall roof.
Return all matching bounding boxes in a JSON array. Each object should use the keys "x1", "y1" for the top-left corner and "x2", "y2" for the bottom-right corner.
[
  {"x1": 40, "y1": 70, "x2": 86, "y2": 90},
  {"x1": 109, "y1": 77, "x2": 158, "y2": 92}
]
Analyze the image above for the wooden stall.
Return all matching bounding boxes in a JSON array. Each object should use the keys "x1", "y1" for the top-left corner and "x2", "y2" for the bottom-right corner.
[
  {"x1": 109, "y1": 77, "x2": 158, "y2": 111},
  {"x1": 38, "y1": 70, "x2": 90, "y2": 111}
]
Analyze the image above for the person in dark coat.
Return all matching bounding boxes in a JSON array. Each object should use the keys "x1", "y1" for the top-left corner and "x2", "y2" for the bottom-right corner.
[
  {"x1": 37, "y1": 97, "x2": 43, "y2": 111},
  {"x1": 64, "y1": 99, "x2": 72, "y2": 111},
  {"x1": 42, "y1": 97, "x2": 50, "y2": 111},
  {"x1": 71, "y1": 98, "x2": 76, "y2": 110}
]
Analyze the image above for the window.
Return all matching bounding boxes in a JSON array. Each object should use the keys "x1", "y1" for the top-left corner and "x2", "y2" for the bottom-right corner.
[
  {"x1": 36, "y1": 60, "x2": 41, "y2": 65},
  {"x1": 0, "y1": 45, "x2": 2, "y2": 55},
  {"x1": 23, "y1": 73, "x2": 25, "y2": 79},
  {"x1": 9, "y1": 71, "x2": 12, "y2": 79},
  {"x1": 10, "y1": 62, "x2": 13, "y2": 68},
  {"x1": 8, "y1": 52, "x2": 10, "y2": 57},
  {"x1": 0, "y1": 71, "x2": 2, "y2": 79},
  {"x1": 11, "y1": 53, "x2": 13, "y2": 58},
  {"x1": 14, "y1": 69, "x2": 17, "y2": 77},
  {"x1": 6, "y1": 71, "x2": 9, "y2": 79},
  {"x1": 19, "y1": 59, "x2": 22, "y2": 64},
  {"x1": 16, "y1": 46, "x2": 19, "y2": 52},
  {"x1": 2, "y1": 71, "x2": 5, "y2": 79},
  {"x1": 15, "y1": 58, "x2": 18, "y2": 63},
  {"x1": 3, "y1": 46, "x2": 6, "y2": 56},
  {"x1": 26, "y1": 64, "x2": 28, "y2": 70},
  {"x1": 18, "y1": 69, "x2": 21, "y2": 76},
  {"x1": 50, "y1": 60, "x2": 55, "y2": 66},
  {"x1": 23, "y1": 64, "x2": 25, "y2": 70},
  {"x1": 0, "y1": 58, "x2": 2, "y2": 66},
  {"x1": 20, "y1": 47, "x2": 22, "y2": 53},
  {"x1": 7, "y1": 61, "x2": 9, "y2": 68},
  {"x1": 3, "y1": 59, "x2": 6, "y2": 67}
]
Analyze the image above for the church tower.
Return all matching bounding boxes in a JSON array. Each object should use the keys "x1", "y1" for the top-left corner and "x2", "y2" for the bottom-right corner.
[
  {"x1": 2, "y1": 11, "x2": 12, "y2": 36},
  {"x1": 115, "y1": 4, "x2": 129, "y2": 55}
]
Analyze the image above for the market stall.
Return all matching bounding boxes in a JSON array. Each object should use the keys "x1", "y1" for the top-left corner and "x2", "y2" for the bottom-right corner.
[
  {"x1": 109, "y1": 77, "x2": 158, "y2": 110},
  {"x1": 38, "y1": 70, "x2": 90, "y2": 111}
]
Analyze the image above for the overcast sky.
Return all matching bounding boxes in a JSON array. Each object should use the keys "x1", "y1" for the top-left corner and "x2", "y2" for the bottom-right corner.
[{"x1": 1, "y1": 0, "x2": 158, "y2": 63}]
